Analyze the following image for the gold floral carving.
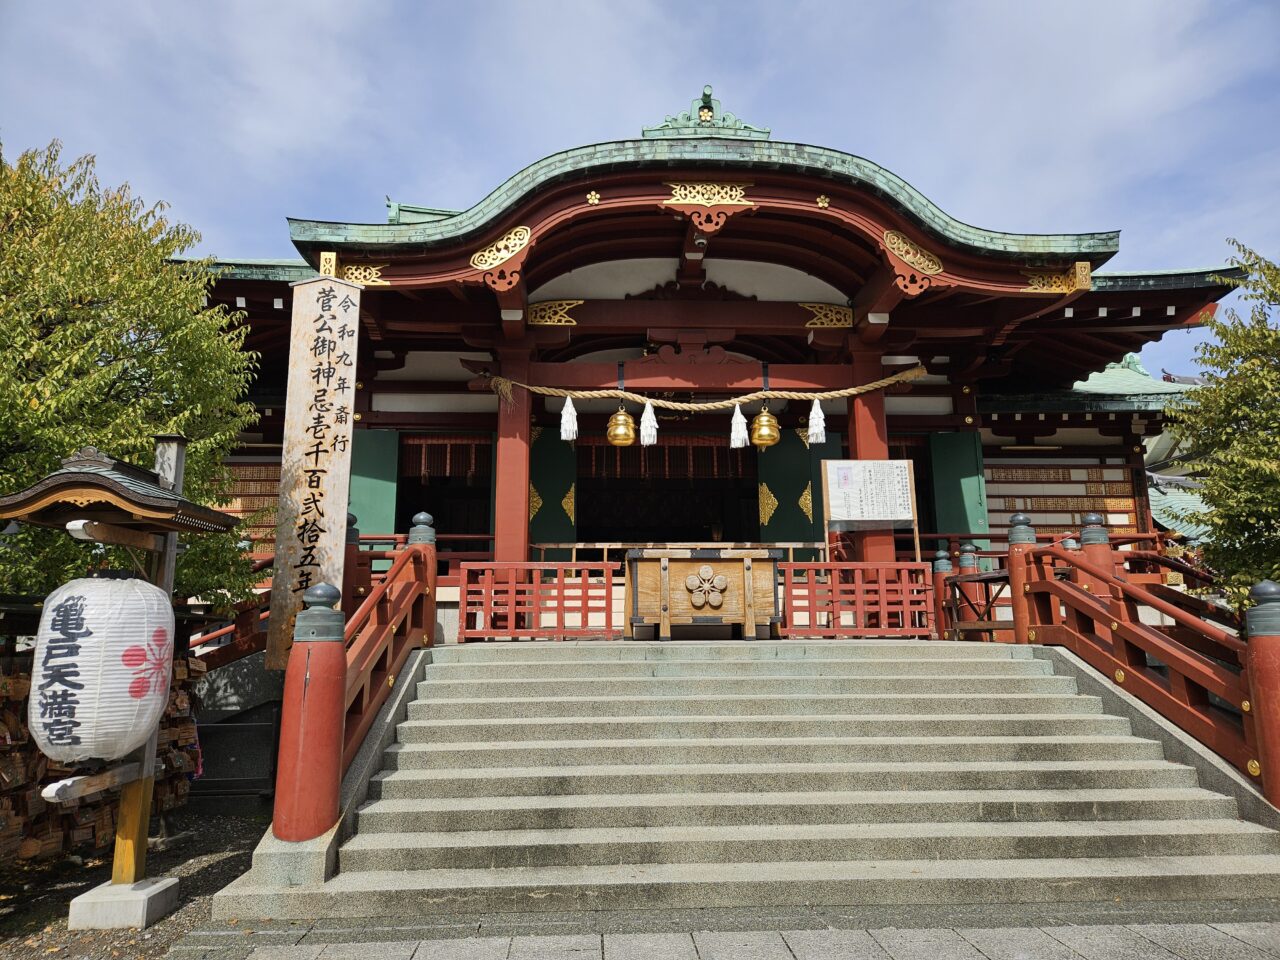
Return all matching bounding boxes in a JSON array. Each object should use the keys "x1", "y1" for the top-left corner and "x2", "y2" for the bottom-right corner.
[
  {"x1": 883, "y1": 230, "x2": 943, "y2": 275},
  {"x1": 798, "y1": 482, "x2": 814, "y2": 522},
  {"x1": 530, "y1": 426, "x2": 544, "y2": 445},
  {"x1": 799, "y1": 303, "x2": 853, "y2": 328},
  {"x1": 529, "y1": 484, "x2": 542, "y2": 521},
  {"x1": 664, "y1": 182, "x2": 753, "y2": 207},
  {"x1": 759, "y1": 482, "x2": 778, "y2": 526},
  {"x1": 319, "y1": 251, "x2": 339, "y2": 277},
  {"x1": 586, "y1": 191, "x2": 601, "y2": 205},
  {"x1": 795, "y1": 427, "x2": 811, "y2": 449},
  {"x1": 1021, "y1": 261, "x2": 1092, "y2": 294},
  {"x1": 685, "y1": 564, "x2": 729, "y2": 609},
  {"x1": 342, "y1": 263, "x2": 390, "y2": 286},
  {"x1": 816, "y1": 195, "x2": 831, "y2": 208},
  {"x1": 561, "y1": 483, "x2": 576, "y2": 524},
  {"x1": 470, "y1": 225, "x2": 532, "y2": 271},
  {"x1": 527, "y1": 300, "x2": 582, "y2": 326}
]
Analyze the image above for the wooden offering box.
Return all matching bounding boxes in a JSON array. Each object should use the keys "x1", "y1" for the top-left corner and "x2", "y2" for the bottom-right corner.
[{"x1": 624, "y1": 547, "x2": 782, "y2": 640}]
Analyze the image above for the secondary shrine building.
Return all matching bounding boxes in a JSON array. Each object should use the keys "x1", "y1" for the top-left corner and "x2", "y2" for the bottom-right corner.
[{"x1": 208, "y1": 88, "x2": 1232, "y2": 610}]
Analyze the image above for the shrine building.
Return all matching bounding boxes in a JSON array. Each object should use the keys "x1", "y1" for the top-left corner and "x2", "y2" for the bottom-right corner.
[{"x1": 208, "y1": 87, "x2": 1233, "y2": 630}]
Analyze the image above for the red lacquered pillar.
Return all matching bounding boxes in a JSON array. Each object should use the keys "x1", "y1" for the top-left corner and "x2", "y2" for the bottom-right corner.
[
  {"x1": 1247, "y1": 580, "x2": 1280, "y2": 804},
  {"x1": 273, "y1": 583, "x2": 346, "y2": 841}
]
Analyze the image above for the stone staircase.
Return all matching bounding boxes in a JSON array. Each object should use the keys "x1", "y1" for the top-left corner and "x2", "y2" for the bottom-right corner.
[{"x1": 224, "y1": 641, "x2": 1280, "y2": 916}]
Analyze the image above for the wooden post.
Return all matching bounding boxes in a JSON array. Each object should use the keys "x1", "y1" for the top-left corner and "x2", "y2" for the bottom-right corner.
[
  {"x1": 273, "y1": 584, "x2": 347, "y2": 841},
  {"x1": 931, "y1": 549, "x2": 952, "y2": 640},
  {"x1": 1247, "y1": 581, "x2": 1280, "y2": 804},
  {"x1": 494, "y1": 349, "x2": 532, "y2": 563},
  {"x1": 111, "y1": 434, "x2": 185, "y2": 885},
  {"x1": 957, "y1": 542, "x2": 982, "y2": 642},
  {"x1": 1006, "y1": 513, "x2": 1036, "y2": 644},
  {"x1": 847, "y1": 351, "x2": 894, "y2": 562}
]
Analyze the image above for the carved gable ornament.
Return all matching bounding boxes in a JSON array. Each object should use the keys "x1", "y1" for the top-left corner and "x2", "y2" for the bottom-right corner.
[{"x1": 642, "y1": 85, "x2": 770, "y2": 140}]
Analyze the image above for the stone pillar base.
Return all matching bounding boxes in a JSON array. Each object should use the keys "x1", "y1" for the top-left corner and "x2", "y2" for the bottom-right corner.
[{"x1": 68, "y1": 877, "x2": 179, "y2": 930}]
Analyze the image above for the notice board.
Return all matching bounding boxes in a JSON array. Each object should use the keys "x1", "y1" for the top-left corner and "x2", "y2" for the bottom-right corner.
[{"x1": 820, "y1": 459, "x2": 920, "y2": 560}]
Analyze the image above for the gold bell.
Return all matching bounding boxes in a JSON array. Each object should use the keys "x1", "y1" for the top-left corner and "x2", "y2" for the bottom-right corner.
[
  {"x1": 606, "y1": 405, "x2": 636, "y2": 446},
  {"x1": 750, "y1": 404, "x2": 781, "y2": 449}
]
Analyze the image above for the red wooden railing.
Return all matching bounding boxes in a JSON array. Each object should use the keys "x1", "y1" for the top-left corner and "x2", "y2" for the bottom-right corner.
[
  {"x1": 341, "y1": 543, "x2": 436, "y2": 771},
  {"x1": 779, "y1": 562, "x2": 934, "y2": 639},
  {"x1": 939, "y1": 517, "x2": 1266, "y2": 796},
  {"x1": 459, "y1": 562, "x2": 620, "y2": 642}
]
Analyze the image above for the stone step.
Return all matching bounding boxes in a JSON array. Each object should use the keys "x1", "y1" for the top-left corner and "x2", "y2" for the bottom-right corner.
[
  {"x1": 382, "y1": 735, "x2": 1164, "y2": 770},
  {"x1": 355, "y1": 787, "x2": 1239, "y2": 833},
  {"x1": 408, "y1": 692, "x2": 1107, "y2": 721},
  {"x1": 340, "y1": 819, "x2": 1280, "y2": 871},
  {"x1": 418, "y1": 675, "x2": 1079, "y2": 699},
  {"x1": 422, "y1": 657, "x2": 1054, "y2": 680},
  {"x1": 369, "y1": 758, "x2": 1194, "y2": 799},
  {"x1": 397, "y1": 712, "x2": 1134, "y2": 743},
  {"x1": 215, "y1": 854, "x2": 1280, "y2": 918},
  {"x1": 427, "y1": 642, "x2": 1033, "y2": 664}
]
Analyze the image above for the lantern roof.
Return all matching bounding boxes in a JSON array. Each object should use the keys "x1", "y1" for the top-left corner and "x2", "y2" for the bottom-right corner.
[{"x1": 0, "y1": 447, "x2": 237, "y2": 534}]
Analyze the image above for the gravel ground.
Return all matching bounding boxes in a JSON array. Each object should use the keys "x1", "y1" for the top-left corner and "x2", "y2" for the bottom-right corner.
[{"x1": 0, "y1": 809, "x2": 268, "y2": 960}]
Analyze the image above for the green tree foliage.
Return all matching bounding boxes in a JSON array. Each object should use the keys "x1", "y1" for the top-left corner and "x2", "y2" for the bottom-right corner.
[
  {"x1": 1167, "y1": 241, "x2": 1280, "y2": 605},
  {"x1": 0, "y1": 141, "x2": 259, "y2": 607}
]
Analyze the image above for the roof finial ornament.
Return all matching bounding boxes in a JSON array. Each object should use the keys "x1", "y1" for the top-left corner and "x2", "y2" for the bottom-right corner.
[{"x1": 643, "y1": 85, "x2": 770, "y2": 140}]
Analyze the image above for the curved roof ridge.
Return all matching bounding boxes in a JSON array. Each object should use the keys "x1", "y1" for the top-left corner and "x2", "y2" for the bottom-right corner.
[{"x1": 288, "y1": 137, "x2": 1121, "y2": 264}]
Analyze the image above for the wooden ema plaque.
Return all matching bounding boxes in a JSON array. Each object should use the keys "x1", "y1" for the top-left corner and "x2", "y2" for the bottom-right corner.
[{"x1": 624, "y1": 547, "x2": 782, "y2": 641}]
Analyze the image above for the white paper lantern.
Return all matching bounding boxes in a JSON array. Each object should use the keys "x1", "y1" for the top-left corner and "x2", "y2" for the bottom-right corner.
[{"x1": 29, "y1": 576, "x2": 174, "y2": 763}]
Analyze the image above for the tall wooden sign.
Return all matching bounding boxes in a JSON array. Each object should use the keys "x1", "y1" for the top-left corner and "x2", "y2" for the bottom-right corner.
[{"x1": 266, "y1": 276, "x2": 363, "y2": 669}]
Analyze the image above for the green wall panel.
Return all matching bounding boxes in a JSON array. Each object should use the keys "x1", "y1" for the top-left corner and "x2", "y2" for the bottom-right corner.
[
  {"x1": 528, "y1": 429, "x2": 576, "y2": 556},
  {"x1": 807, "y1": 431, "x2": 843, "y2": 544},
  {"x1": 928, "y1": 431, "x2": 988, "y2": 547},
  {"x1": 758, "y1": 430, "x2": 817, "y2": 545},
  {"x1": 349, "y1": 429, "x2": 399, "y2": 536}
]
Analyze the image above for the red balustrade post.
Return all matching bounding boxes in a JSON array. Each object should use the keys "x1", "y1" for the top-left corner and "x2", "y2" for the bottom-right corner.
[
  {"x1": 957, "y1": 542, "x2": 983, "y2": 641},
  {"x1": 1079, "y1": 513, "x2": 1114, "y2": 598},
  {"x1": 1247, "y1": 581, "x2": 1280, "y2": 803},
  {"x1": 1006, "y1": 513, "x2": 1036, "y2": 644},
  {"x1": 273, "y1": 583, "x2": 346, "y2": 842},
  {"x1": 341, "y1": 512, "x2": 374, "y2": 615},
  {"x1": 931, "y1": 549, "x2": 952, "y2": 640}
]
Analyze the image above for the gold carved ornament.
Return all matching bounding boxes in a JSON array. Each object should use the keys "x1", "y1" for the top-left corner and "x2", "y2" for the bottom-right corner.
[
  {"x1": 795, "y1": 427, "x2": 811, "y2": 449},
  {"x1": 663, "y1": 182, "x2": 753, "y2": 207},
  {"x1": 1021, "y1": 261, "x2": 1092, "y2": 294},
  {"x1": 561, "y1": 483, "x2": 575, "y2": 524},
  {"x1": 798, "y1": 482, "x2": 813, "y2": 523},
  {"x1": 318, "y1": 251, "x2": 339, "y2": 277},
  {"x1": 759, "y1": 483, "x2": 779, "y2": 525},
  {"x1": 685, "y1": 565, "x2": 729, "y2": 609},
  {"x1": 470, "y1": 225, "x2": 532, "y2": 271},
  {"x1": 816, "y1": 195, "x2": 830, "y2": 208},
  {"x1": 527, "y1": 300, "x2": 582, "y2": 326},
  {"x1": 586, "y1": 191, "x2": 601, "y2": 205},
  {"x1": 342, "y1": 263, "x2": 389, "y2": 286},
  {"x1": 882, "y1": 230, "x2": 944, "y2": 275},
  {"x1": 528, "y1": 484, "x2": 542, "y2": 521},
  {"x1": 799, "y1": 303, "x2": 853, "y2": 328}
]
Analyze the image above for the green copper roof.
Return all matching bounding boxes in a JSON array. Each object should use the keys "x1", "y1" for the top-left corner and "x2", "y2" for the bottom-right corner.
[
  {"x1": 980, "y1": 354, "x2": 1191, "y2": 414},
  {"x1": 1091, "y1": 266, "x2": 1242, "y2": 292},
  {"x1": 290, "y1": 137, "x2": 1121, "y2": 263},
  {"x1": 1071, "y1": 354, "x2": 1192, "y2": 396},
  {"x1": 1148, "y1": 482, "x2": 1210, "y2": 541},
  {"x1": 209, "y1": 258, "x2": 317, "y2": 282}
]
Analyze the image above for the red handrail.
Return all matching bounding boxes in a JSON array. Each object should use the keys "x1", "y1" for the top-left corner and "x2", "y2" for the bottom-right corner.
[{"x1": 340, "y1": 543, "x2": 436, "y2": 771}]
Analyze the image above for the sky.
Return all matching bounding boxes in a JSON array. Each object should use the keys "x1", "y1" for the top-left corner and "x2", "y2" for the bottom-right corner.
[{"x1": 2, "y1": 0, "x2": 1277, "y2": 377}]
